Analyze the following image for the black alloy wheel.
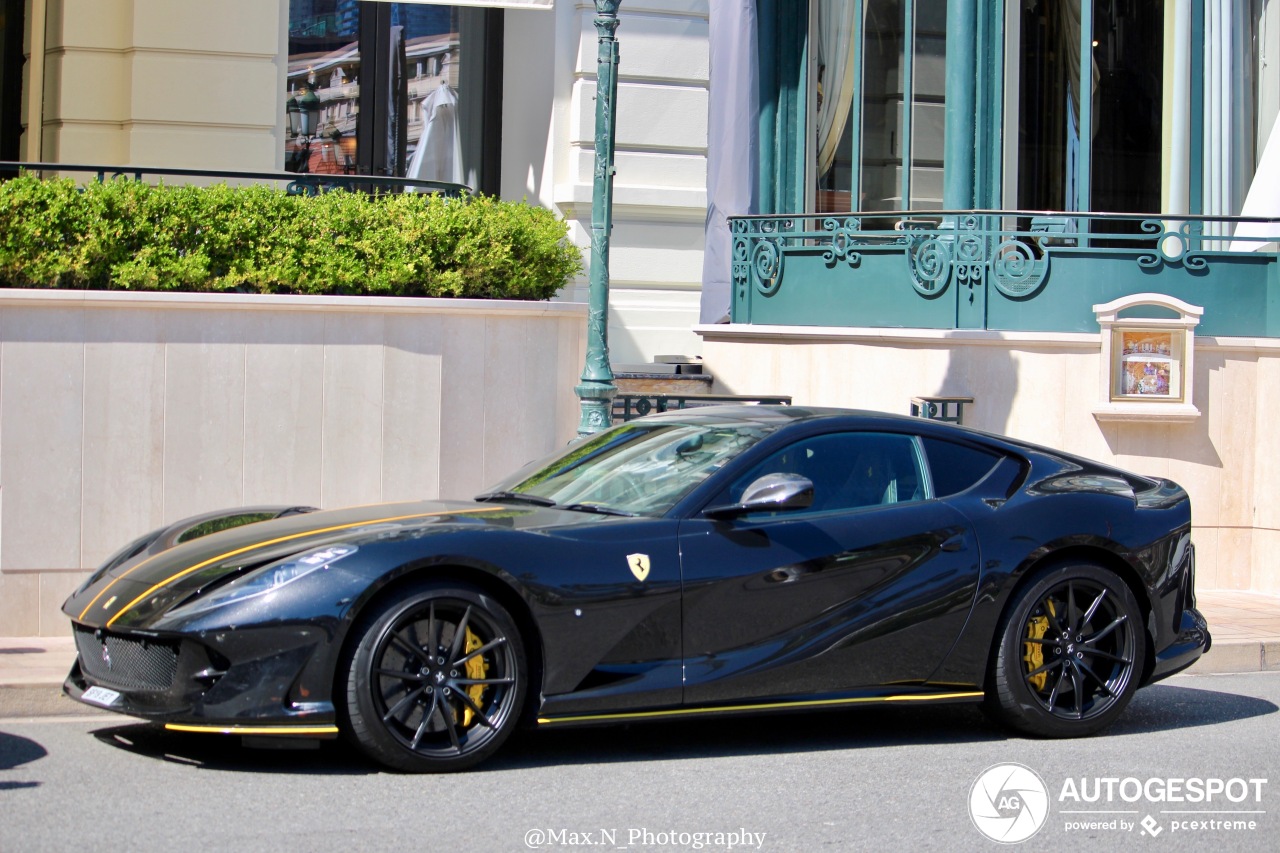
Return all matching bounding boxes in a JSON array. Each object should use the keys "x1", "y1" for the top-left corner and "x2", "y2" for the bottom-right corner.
[
  {"x1": 343, "y1": 581, "x2": 526, "y2": 772},
  {"x1": 985, "y1": 563, "x2": 1145, "y2": 738}
]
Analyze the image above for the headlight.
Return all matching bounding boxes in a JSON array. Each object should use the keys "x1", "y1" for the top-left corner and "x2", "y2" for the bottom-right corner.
[{"x1": 175, "y1": 544, "x2": 357, "y2": 616}]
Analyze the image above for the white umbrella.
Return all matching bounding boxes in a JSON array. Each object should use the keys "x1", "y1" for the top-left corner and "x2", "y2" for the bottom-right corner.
[
  {"x1": 1231, "y1": 111, "x2": 1280, "y2": 251},
  {"x1": 405, "y1": 83, "x2": 463, "y2": 189}
]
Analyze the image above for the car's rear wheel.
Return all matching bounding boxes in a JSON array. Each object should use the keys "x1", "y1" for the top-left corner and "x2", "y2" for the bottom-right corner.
[
  {"x1": 343, "y1": 581, "x2": 526, "y2": 772},
  {"x1": 985, "y1": 563, "x2": 1145, "y2": 738}
]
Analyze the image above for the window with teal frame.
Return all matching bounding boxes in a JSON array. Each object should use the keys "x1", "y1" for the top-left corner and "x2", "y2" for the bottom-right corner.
[
  {"x1": 1015, "y1": 0, "x2": 1163, "y2": 217},
  {"x1": 812, "y1": 0, "x2": 949, "y2": 214},
  {"x1": 767, "y1": 0, "x2": 1273, "y2": 223},
  {"x1": 0, "y1": 0, "x2": 23, "y2": 160}
]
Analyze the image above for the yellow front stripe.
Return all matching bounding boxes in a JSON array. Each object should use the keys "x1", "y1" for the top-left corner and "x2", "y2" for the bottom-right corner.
[{"x1": 98, "y1": 506, "x2": 506, "y2": 627}]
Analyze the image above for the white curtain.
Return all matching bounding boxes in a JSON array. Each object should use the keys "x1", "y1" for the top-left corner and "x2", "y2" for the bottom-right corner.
[
  {"x1": 700, "y1": 0, "x2": 759, "y2": 324},
  {"x1": 1230, "y1": 111, "x2": 1280, "y2": 250},
  {"x1": 1203, "y1": 0, "x2": 1232, "y2": 237},
  {"x1": 816, "y1": 1, "x2": 859, "y2": 179},
  {"x1": 1200, "y1": 0, "x2": 1256, "y2": 241},
  {"x1": 1167, "y1": 0, "x2": 1191, "y2": 217}
]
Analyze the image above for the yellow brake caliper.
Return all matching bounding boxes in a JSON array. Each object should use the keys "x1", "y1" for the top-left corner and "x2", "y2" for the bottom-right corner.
[
  {"x1": 461, "y1": 626, "x2": 487, "y2": 727},
  {"x1": 1023, "y1": 601, "x2": 1055, "y2": 691}
]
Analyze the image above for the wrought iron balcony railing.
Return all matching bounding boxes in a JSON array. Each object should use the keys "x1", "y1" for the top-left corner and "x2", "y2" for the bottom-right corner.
[{"x1": 730, "y1": 210, "x2": 1280, "y2": 338}]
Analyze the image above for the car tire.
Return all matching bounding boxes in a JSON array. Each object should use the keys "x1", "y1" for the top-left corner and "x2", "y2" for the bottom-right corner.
[
  {"x1": 342, "y1": 580, "x2": 526, "y2": 772},
  {"x1": 984, "y1": 562, "x2": 1146, "y2": 738}
]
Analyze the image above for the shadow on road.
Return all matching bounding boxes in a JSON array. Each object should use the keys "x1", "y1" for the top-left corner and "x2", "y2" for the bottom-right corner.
[
  {"x1": 496, "y1": 679, "x2": 1277, "y2": 771},
  {"x1": 495, "y1": 703, "x2": 1004, "y2": 771},
  {"x1": 1108, "y1": 680, "x2": 1278, "y2": 735},
  {"x1": 0, "y1": 730, "x2": 48, "y2": 770},
  {"x1": 80, "y1": 678, "x2": 1276, "y2": 774},
  {"x1": 0, "y1": 730, "x2": 49, "y2": 790}
]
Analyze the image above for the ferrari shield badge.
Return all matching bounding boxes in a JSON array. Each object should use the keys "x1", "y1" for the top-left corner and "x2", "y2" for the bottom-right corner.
[{"x1": 627, "y1": 553, "x2": 650, "y2": 582}]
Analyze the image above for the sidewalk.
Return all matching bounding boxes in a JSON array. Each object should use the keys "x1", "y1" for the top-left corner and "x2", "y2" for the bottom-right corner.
[{"x1": 2, "y1": 590, "x2": 1278, "y2": 718}]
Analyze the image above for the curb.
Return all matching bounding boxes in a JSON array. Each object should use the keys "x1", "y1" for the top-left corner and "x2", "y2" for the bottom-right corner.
[
  {"x1": 1191, "y1": 639, "x2": 1280, "y2": 675},
  {"x1": 0, "y1": 684, "x2": 109, "y2": 719}
]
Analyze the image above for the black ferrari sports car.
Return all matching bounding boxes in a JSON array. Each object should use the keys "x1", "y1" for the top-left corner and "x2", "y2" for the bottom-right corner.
[{"x1": 64, "y1": 406, "x2": 1210, "y2": 771}]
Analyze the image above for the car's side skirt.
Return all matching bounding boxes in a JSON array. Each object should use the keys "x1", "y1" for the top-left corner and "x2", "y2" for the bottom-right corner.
[{"x1": 535, "y1": 690, "x2": 984, "y2": 726}]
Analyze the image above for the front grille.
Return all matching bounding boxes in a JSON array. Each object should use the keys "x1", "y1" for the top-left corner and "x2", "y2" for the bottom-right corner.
[{"x1": 74, "y1": 624, "x2": 180, "y2": 691}]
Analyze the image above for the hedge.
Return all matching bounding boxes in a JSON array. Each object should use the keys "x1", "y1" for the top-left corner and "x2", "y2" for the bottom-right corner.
[{"x1": 0, "y1": 175, "x2": 581, "y2": 299}]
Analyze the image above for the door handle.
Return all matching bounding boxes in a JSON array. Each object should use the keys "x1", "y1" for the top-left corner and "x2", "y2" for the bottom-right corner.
[{"x1": 940, "y1": 533, "x2": 967, "y2": 552}]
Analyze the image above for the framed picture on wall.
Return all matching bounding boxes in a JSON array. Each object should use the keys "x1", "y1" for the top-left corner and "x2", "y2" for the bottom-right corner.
[
  {"x1": 1111, "y1": 329, "x2": 1183, "y2": 402},
  {"x1": 1093, "y1": 294, "x2": 1201, "y2": 424}
]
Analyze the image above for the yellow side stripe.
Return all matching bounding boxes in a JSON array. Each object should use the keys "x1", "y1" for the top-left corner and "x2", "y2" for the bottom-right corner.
[
  {"x1": 94, "y1": 506, "x2": 506, "y2": 626},
  {"x1": 536, "y1": 691, "x2": 984, "y2": 725},
  {"x1": 165, "y1": 723, "x2": 339, "y2": 736}
]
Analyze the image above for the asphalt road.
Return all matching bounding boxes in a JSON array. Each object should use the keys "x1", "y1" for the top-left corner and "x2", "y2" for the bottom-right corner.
[{"x1": 2, "y1": 671, "x2": 1277, "y2": 853}]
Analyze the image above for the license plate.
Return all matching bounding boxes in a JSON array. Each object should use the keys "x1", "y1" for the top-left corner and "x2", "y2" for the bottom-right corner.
[{"x1": 81, "y1": 686, "x2": 122, "y2": 707}]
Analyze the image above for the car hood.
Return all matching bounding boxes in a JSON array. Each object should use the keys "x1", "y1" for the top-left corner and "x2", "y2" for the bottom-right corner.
[{"x1": 64, "y1": 499, "x2": 575, "y2": 630}]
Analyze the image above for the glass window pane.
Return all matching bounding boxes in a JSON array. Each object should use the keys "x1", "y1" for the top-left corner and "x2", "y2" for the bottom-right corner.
[
  {"x1": 919, "y1": 436, "x2": 1000, "y2": 497},
  {"x1": 1089, "y1": 0, "x2": 1162, "y2": 214},
  {"x1": 286, "y1": 0, "x2": 360, "y2": 175},
  {"x1": 399, "y1": 5, "x2": 494, "y2": 189},
  {"x1": 814, "y1": 1, "x2": 860, "y2": 212},
  {"x1": 812, "y1": 0, "x2": 948, "y2": 214},
  {"x1": 400, "y1": 4, "x2": 464, "y2": 184},
  {"x1": 909, "y1": 0, "x2": 947, "y2": 209},
  {"x1": 285, "y1": 3, "x2": 494, "y2": 187},
  {"x1": 860, "y1": 0, "x2": 906, "y2": 211},
  {"x1": 0, "y1": 0, "x2": 18, "y2": 159},
  {"x1": 718, "y1": 432, "x2": 927, "y2": 514},
  {"x1": 1016, "y1": 0, "x2": 1072, "y2": 209},
  {"x1": 1016, "y1": 1, "x2": 1162, "y2": 214}
]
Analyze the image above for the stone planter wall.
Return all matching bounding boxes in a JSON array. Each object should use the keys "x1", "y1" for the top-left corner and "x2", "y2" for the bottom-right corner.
[{"x1": 0, "y1": 290, "x2": 586, "y2": 635}]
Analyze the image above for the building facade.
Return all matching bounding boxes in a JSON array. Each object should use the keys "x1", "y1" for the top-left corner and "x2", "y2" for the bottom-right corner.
[
  {"x1": 702, "y1": 0, "x2": 1280, "y2": 594},
  {"x1": 1, "y1": 1, "x2": 1279, "y2": 635}
]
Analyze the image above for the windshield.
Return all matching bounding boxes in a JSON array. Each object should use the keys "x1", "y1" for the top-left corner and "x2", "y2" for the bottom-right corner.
[{"x1": 482, "y1": 419, "x2": 775, "y2": 516}]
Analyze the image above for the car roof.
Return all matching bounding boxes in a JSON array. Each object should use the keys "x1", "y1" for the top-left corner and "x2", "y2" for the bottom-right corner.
[
  {"x1": 639, "y1": 404, "x2": 988, "y2": 437},
  {"x1": 638, "y1": 404, "x2": 1137, "y2": 478}
]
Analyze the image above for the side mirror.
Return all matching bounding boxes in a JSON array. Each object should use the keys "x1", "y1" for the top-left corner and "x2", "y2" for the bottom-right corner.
[{"x1": 704, "y1": 473, "x2": 814, "y2": 519}]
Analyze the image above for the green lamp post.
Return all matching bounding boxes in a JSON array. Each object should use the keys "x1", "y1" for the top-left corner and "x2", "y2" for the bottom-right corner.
[{"x1": 575, "y1": 0, "x2": 622, "y2": 436}]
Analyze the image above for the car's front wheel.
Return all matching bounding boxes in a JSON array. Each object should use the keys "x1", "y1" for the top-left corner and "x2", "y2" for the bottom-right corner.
[
  {"x1": 343, "y1": 581, "x2": 526, "y2": 772},
  {"x1": 985, "y1": 563, "x2": 1145, "y2": 738}
]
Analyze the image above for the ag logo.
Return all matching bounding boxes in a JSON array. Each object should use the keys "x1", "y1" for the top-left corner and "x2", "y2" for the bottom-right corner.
[
  {"x1": 969, "y1": 763, "x2": 1049, "y2": 844},
  {"x1": 627, "y1": 553, "x2": 650, "y2": 582}
]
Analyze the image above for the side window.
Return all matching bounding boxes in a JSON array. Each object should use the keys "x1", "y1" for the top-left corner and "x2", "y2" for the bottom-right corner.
[
  {"x1": 919, "y1": 436, "x2": 1003, "y2": 497},
  {"x1": 719, "y1": 432, "x2": 927, "y2": 514}
]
